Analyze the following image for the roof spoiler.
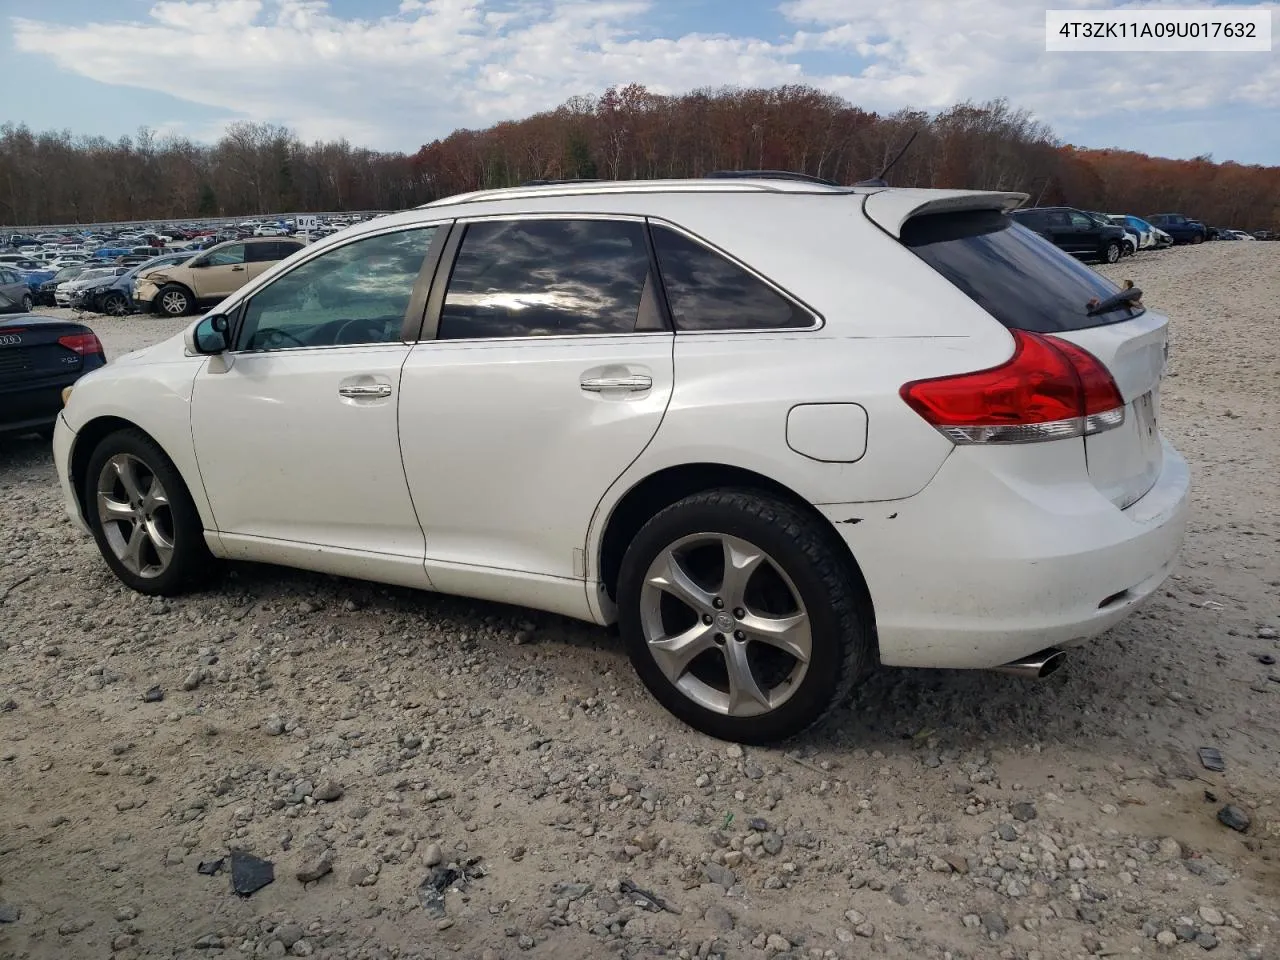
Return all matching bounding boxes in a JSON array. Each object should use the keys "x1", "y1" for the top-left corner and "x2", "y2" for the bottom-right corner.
[{"x1": 864, "y1": 191, "x2": 1029, "y2": 238}]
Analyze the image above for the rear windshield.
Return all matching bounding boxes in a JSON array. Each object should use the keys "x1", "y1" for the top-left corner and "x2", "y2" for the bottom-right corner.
[{"x1": 901, "y1": 209, "x2": 1143, "y2": 332}]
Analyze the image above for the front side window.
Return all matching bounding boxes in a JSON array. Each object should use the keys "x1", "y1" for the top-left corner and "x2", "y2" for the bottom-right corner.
[
  {"x1": 438, "y1": 219, "x2": 654, "y2": 339},
  {"x1": 205, "y1": 245, "x2": 245, "y2": 267},
  {"x1": 1069, "y1": 212, "x2": 1093, "y2": 229},
  {"x1": 651, "y1": 225, "x2": 813, "y2": 331},
  {"x1": 235, "y1": 227, "x2": 436, "y2": 352}
]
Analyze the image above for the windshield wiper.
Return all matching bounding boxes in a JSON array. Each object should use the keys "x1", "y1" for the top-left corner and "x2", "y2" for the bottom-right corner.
[{"x1": 1087, "y1": 284, "x2": 1143, "y2": 316}]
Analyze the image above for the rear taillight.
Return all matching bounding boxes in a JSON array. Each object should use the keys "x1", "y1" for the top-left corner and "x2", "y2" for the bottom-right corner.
[
  {"x1": 58, "y1": 332, "x2": 104, "y2": 356},
  {"x1": 900, "y1": 329, "x2": 1125, "y2": 444}
]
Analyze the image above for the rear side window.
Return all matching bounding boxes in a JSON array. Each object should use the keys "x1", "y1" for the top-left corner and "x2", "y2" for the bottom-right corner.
[
  {"x1": 438, "y1": 219, "x2": 654, "y2": 339},
  {"x1": 651, "y1": 226, "x2": 812, "y2": 331},
  {"x1": 902, "y1": 210, "x2": 1142, "y2": 333}
]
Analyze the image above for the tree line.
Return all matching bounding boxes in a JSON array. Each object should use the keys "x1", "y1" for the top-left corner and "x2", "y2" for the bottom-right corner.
[{"x1": 3, "y1": 85, "x2": 1277, "y2": 230}]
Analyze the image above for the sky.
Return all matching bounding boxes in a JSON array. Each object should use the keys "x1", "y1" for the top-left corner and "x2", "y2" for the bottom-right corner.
[{"x1": 3, "y1": 0, "x2": 1278, "y2": 164}]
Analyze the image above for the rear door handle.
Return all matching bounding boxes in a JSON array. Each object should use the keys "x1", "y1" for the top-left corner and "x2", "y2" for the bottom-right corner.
[
  {"x1": 338, "y1": 383, "x2": 392, "y2": 398},
  {"x1": 580, "y1": 375, "x2": 652, "y2": 393}
]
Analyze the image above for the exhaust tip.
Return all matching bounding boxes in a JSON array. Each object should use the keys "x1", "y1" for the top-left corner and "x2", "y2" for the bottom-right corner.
[
  {"x1": 992, "y1": 647, "x2": 1067, "y2": 679},
  {"x1": 1036, "y1": 650, "x2": 1066, "y2": 678}
]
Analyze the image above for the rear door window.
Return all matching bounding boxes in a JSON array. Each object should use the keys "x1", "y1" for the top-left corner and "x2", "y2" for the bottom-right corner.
[
  {"x1": 901, "y1": 209, "x2": 1143, "y2": 333},
  {"x1": 438, "y1": 218, "x2": 656, "y2": 339}
]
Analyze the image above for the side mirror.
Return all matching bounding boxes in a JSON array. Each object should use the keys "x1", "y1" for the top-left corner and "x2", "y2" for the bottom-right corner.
[{"x1": 187, "y1": 313, "x2": 230, "y2": 355}]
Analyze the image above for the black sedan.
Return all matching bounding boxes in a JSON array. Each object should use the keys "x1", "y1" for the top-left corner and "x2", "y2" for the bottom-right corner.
[{"x1": 0, "y1": 314, "x2": 105, "y2": 439}]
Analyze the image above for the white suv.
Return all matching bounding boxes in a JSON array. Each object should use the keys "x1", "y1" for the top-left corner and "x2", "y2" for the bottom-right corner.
[{"x1": 52, "y1": 177, "x2": 1189, "y2": 743}]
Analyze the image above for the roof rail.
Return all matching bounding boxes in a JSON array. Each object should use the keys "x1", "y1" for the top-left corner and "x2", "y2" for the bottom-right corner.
[
  {"x1": 518, "y1": 178, "x2": 606, "y2": 187},
  {"x1": 704, "y1": 170, "x2": 838, "y2": 186}
]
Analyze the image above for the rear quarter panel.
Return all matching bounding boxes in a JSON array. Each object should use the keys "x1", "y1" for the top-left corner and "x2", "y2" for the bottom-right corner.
[{"x1": 585, "y1": 194, "x2": 1016, "y2": 576}]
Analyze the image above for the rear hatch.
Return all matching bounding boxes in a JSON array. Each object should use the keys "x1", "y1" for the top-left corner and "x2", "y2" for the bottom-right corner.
[
  {"x1": 873, "y1": 200, "x2": 1165, "y2": 510},
  {"x1": 0, "y1": 318, "x2": 92, "y2": 389}
]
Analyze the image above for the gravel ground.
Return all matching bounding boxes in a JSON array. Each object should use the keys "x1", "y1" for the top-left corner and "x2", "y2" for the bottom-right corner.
[{"x1": 2, "y1": 245, "x2": 1278, "y2": 960}]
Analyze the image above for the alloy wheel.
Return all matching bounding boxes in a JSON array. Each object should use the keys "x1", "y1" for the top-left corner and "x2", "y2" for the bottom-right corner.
[
  {"x1": 160, "y1": 290, "x2": 188, "y2": 315},
  {"x1": 103, "y1": 294, "x2": 129, "y2": 316},
  {"x1": 638, "y1": 533, "x2": 812, "y2": 718},
  {"x1": 95, "y1": 454, "x2": 175, "y2": 579}
]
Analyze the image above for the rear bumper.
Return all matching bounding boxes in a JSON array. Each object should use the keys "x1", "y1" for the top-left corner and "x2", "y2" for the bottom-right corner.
[
  {"x1": 0, "y1": 377, "x2": 81, "y2": 437},
  {"x1": 823, "y1": 437, "x2": 1190, "y2": 669}
]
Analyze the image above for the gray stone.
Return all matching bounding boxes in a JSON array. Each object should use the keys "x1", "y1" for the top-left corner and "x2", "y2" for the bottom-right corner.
[
  {"x1": 761, "y1": 832, "x2": 783, "y2": 855},
  {"x1": 1156, "y1": 931, "x2": 1178, "y2": 947},
  {"x1": 1217, "y1": 805, "x2": 1250, "y2": 832},
  {"x1": 889, "y1": 885, "x2": 912, "y2": 906},
  {"x1": 0, "y1": 903, "x2": 20, "y2": 923},
  {"x1": 703, "y1": 862, "x2": 736, "y2": 888},
  {"x1": 296, "y1": 856, "x2": 332, "y2": 884},
  {"x1": 182, "y1": 668, "x2": 202, "y2": 691},
  {"x1": 274, "y1": 923, "x2": 304, "y2": 948},
  {"x1": 854, "y1": 923, "x2": 875, "y2": 938},
  {"x1": 57, "y1": 918, "x2": 94, "y2": 935},
  {"x1": 1195, "y1": 932, "x2": 1220, "y2": 950},
  {"x1": 981, "y1": 913, "x2": 1007, "y2": 937},
  {"x1": 423, "y1": 842, "x2": 443, "y2": 867},
  {"x1": 312, "y1": 781, "x2": 343, "y2": 802},
  {"x1": 704, "y1": 904, "x2": 735, "y2": 932},
  {"x1": 1010, "y1": 801, "x2": 1037, "y2": 822},
  {"x1": 1198, "y1": 906, "x2": 1225, "y2": 926},
  {"x1": 765, "y1": 933, "x2": 791, "y2": 951}
]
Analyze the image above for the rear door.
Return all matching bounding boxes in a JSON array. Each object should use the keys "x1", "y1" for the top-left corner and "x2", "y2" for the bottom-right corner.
[
  {"x1": 1068, "y1": 211, "x2": 1100, "y2": 252},
  {"x1": 898, "y1": 208, "x2": 1167, "y2": 509},
  {"x1": 398, "y1": 216, "x2": 674, "y2": 581}
]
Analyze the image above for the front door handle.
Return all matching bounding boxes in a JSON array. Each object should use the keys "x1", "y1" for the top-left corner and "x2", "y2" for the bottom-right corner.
[
  {"x1": 580, "y1": 374, "x2": 652, "y2": 393},
  {"x1": 231, "y1": 265, "x2": 245, "y2": 272},
  {"x1": 338, "y1": 383, "x2": 392, "y2": 398}
]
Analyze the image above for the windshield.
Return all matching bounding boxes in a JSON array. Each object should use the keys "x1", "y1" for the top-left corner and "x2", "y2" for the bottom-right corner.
[{"x1": 902, "y1": 209, "x2": 1145, "y2": 333}]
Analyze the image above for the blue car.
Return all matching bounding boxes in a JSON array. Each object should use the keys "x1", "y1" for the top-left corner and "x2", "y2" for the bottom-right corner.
[{"x1": 72, "y1": 252, "x2": 194, "y2": 315}]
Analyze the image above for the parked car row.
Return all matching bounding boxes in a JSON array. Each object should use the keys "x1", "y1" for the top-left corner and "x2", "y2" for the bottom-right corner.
[{"x1": 1010, "y1": 206, "x2": 1271, "y2": 263}]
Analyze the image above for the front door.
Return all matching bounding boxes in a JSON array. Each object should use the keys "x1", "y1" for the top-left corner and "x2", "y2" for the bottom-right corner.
[
  {"x1": 398, "y1": 217, "x2": 675, "y2": 582},
  {"x1": 190, "y1": 225, "x2": 444, "y2": 571},
  {"x1": 188, "y1": 242, "x2": 250, "y2": 302}
]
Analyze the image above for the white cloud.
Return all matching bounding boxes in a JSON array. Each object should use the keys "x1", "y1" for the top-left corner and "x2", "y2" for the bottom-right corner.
[{"x1": 10, "y1": 0, "x2": 1280, "y2": 153}]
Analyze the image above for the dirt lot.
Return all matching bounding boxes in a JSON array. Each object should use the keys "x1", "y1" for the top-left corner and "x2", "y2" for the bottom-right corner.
[{"x1": 2, "y1": 244, "x2": 1278, "y2": 960}]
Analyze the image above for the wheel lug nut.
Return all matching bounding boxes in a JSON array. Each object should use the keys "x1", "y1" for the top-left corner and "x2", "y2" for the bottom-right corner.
[
  {"x1": 733, "y1": 608, "x2": 745, "y2": 619},
  {"x1": 702, "y1": 614, "x2": 713, "y2": 625},
  {"x1": 714, "y1": 633, "x2": 725, "y2": 644},
  {"x1": 712, "y1": 597, "x2": 724, "y2": 609},
  {"x1": 734, "y1": 630, "x2": 745, "y2": 641}
]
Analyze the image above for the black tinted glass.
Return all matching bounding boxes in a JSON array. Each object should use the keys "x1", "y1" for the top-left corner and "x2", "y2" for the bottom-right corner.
[
  {"x1": 439, "y1": 219, "x2": 652, "y2": 339},
  {"x1": 651, "y1": 226, "x2": 811, "y2": 331},
  {"x1": 902, "y1": 210, "x2": 1142, "y2": 333}
]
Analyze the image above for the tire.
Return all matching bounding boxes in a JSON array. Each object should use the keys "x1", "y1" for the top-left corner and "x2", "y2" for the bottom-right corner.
[
  {"x1": 1122, "y1": 240, "x2": 1135, "y2": 257},
  {"x1": 100, "y1": 292, "x2": 130, "y2": 317},
  {"x1": 617, "y1": 489, "x2": 874, "y2": 744},
  {"x1": 83, "y1": 428, "x2": 213, "y2": 595},
  {"x1": 21, "y1": 293, "x2": 33, "y2": 312},
  {"x1": 156, "y1": 284, "x2": 192, "y2": 317},
  {"x1": 1191, "y1": 233, "x2": 1204, "y2": 245},
  {"x1": 1103, "y1": 241, "x2": 1121, "y2": 264}
]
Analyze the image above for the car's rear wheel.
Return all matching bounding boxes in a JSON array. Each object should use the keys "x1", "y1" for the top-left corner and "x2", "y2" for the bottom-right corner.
[
  {"x1": 156, "y1": 285, "x2": 192, "y2": 316},
  {"x1": 618, "y1": 489, "x2": 873, "y2": 743},
  {"x1": 84, "y1": 429, "x2": 213, "y2": 595},
  {"x1": 100, "y1": 292, "x2": 130, "y2": 316},
  {"x1": 1103, "y1": 241, "x2": 1121, "y2": 264},
  {"x1": 21, "y1": 293, "x2": 33, "y2": 312},
  {"x1": 1122, "y1": 240, "x2": 1135, "y2": 257}
]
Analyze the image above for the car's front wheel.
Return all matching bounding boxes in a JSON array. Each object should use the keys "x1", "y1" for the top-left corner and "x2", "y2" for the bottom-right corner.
[
  {"x1": 156, "y1": 284, "x2": 192, "y2": 316},
  {"x1": 84, "y1": 429, "x2": 213, "y2": 595},
  {"x1": 1191, "y1": 233, "x2": 1204, "y2": 245},
  {"x1": 100, "y1": 292, "x2": 130, "y2": 316},
  {"x1": 618, "y1": 489, "x2": 873, "y2": 743},
  {"x1": 1103, "y1": 241, "x2": 1122, "y2": 264}
]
